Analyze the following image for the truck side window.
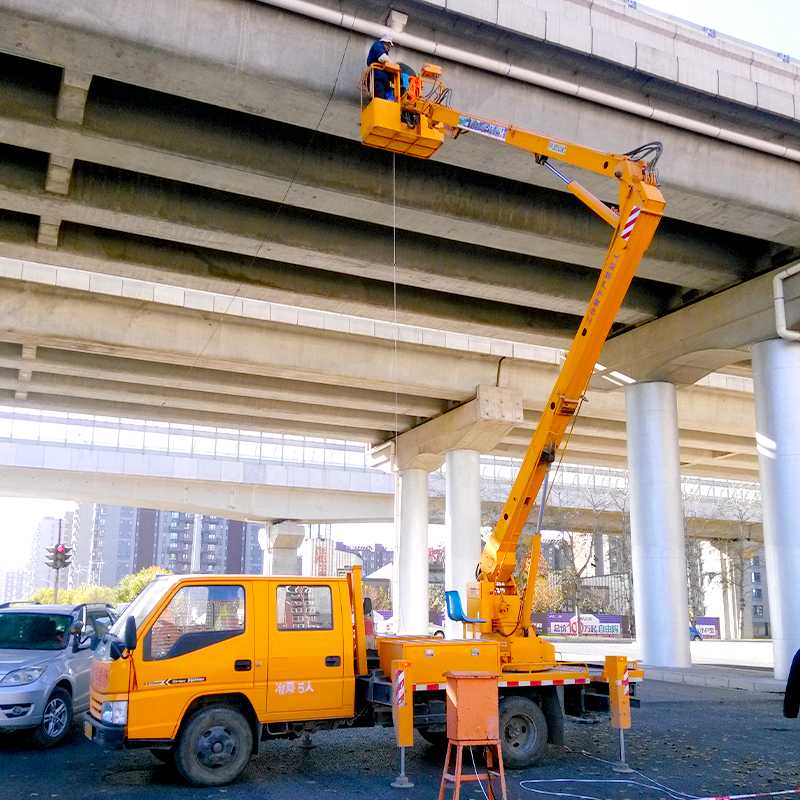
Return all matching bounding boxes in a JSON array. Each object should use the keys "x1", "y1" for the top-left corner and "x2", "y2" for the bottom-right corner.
[
  {"x1": 145, "y1": 585, "x2": 245, "y2": 660},
  {"x1": 277, "y1": 585, "x2": 333, "y2": 631}
]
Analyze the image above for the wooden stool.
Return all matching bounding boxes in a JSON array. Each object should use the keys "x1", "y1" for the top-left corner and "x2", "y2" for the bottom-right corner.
[{"x1": 438, "y1": 738, "x2": 507, "y2": 800}]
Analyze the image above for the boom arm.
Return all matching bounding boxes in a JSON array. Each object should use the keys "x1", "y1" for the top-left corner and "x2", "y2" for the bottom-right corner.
[
  {"x1": 404, "y1": 74, "x2": 666, "y2": 627},
  {"x1": 361, "y1": 64, "x2": 665, "y2": 648}
]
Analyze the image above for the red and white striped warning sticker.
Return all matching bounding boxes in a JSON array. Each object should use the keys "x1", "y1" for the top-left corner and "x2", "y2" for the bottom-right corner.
[
  {"x1": 621, "y1": 206, "x2": 641, "y2": 240},
  {"x1": 499, "y1": 678, "x2": 591, "y2": 688},
  {"x1": 412, "y1": 676, "x2": 641, "y2": 693},
  {"x1": 394, "y1": 670, "x2": 407, "y2": 707}
]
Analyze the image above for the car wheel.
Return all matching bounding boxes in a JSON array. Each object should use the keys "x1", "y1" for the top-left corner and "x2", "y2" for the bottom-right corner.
[
  {"x1": 33, "y1": 687, "x2": 73, "y2": 748},
  {"x1": 174, "y1": 705, "x2": 252, "y2": 786},
  {"x1": 499, "y1": 695, "x2": 548, "y2": 769}
]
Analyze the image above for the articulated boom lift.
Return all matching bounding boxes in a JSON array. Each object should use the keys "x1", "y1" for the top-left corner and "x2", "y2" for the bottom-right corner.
[{"x1": 362, "y1": 63, "x2": 665, "y2": 672}]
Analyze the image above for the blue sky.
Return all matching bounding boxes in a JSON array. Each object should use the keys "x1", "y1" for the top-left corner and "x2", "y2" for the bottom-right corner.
[{"x1": 642, "y1": 0, "x2": 800, "y2": 58}]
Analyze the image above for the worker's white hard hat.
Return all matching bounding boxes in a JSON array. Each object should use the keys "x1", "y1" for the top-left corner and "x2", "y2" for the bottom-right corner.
[{"x1": 380, "y1": 35, "x2": 394, "y2": 45}]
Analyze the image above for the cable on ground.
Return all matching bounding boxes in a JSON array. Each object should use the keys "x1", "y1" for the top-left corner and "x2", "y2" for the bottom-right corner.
[{"x1": 516, "y1": 747, "x2": 800, "y2": 800}]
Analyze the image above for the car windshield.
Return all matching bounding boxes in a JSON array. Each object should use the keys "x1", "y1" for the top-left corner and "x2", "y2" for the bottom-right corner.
[
  {"x1": 110, "y1": 576, "x2": 181, "y2": 636},
  {"x1": 0, "y1": 613, "x2": 72, "y2": 650}
]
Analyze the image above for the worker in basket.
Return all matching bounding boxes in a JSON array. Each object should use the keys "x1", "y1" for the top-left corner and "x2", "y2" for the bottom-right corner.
[{"x1": 367, "y1": 35, "x2": 397, "y2": 101}]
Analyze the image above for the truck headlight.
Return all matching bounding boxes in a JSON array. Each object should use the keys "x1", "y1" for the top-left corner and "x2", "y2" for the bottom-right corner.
[
  {"x1": 100, "y1": 700, "x2": 128, "y2": 725},
  {"x1": 0, "y1": 666, "x2": 45, "y2": 686}
]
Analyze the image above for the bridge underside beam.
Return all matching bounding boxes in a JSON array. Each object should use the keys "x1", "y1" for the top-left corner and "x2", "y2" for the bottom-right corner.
[{"x1": 0, "y1": 278, "x2": 760, "y2": 479}]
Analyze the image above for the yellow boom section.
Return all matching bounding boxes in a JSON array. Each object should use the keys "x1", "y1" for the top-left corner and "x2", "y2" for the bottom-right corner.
[{"x1": 361, "y1": 64, "x2": 665, "y2": 643}]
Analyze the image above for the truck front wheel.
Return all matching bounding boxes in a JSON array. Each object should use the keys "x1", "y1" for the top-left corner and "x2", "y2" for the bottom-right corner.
[
  {"x1": 499, "y1": 696, "x2": 548, "y2": 769},
  {"x1": 174, "y1": 705, "x2": 253, "y2": 786}
]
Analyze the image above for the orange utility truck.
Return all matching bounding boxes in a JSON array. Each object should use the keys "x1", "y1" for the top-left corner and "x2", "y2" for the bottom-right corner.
[{"x1": 84, "y1": 61, "x2": 662, "y2": 787}]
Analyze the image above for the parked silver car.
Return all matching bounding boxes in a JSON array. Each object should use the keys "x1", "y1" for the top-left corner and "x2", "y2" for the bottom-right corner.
[{"x1": 0, "y1": 603, "x2": 116, "y2": 746}]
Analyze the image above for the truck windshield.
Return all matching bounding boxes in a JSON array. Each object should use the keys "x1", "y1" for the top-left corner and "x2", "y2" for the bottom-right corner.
[
  {"x1": 0, "y1": 613, "x2": 72, "y2": 650},
  {"x1": 110, "y1": 576, "x2": 181, "y2": 636}
]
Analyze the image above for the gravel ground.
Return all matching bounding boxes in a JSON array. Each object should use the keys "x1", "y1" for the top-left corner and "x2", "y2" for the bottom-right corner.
[{"x1": 1, "y1": 681, "x2": 798, "y2": 800}]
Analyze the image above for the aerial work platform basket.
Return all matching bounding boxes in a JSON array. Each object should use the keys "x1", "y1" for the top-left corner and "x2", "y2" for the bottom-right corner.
[{"x1": 360, "y1": 64, "x2": 444, "y2": 158}]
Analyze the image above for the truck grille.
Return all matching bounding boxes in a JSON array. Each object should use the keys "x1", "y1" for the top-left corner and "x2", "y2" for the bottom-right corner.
[{"x1": 90, "y1": 696, "x2": 102, "y2": 718}]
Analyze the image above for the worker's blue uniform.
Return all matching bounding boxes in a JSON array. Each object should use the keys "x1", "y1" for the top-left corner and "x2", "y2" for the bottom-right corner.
[{"x1": 367, "y1": 40, "x2": 394, "y2": 101}]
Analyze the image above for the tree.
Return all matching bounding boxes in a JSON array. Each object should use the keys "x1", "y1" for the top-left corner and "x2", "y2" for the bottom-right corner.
[
  {"x1": 30, "y1": 584, "x2": 117, "y2": 605},
  {"x1": 116, "y1": 565, "x2": 171, "y2": 603}
]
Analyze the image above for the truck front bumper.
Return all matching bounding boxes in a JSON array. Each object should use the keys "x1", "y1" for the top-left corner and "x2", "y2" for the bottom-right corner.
[{"x1": 83, "y1": 713, "x2": 125, "y2": 749}]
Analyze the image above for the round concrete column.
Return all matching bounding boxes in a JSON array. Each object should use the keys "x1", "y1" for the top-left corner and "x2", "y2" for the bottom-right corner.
[
  {"x1": 393, "y1": 468, "x2": 429, "y2": 634},
  {"x1": 444, "y1": 449, "x2": 482, "y2": 639},
  {"x1": 625, "y1": 381, "x2": 691, "y2": 668},
  {"x1": 753, "y1": 338, "x2": 800, "y2": 681}
]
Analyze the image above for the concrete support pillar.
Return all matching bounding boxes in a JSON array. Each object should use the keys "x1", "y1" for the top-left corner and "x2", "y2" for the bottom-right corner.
[
  {"x1": 393, "y1": 468, "x2": 429, "y2": 635},
  {"x1": 625, "y1": 382, "x2": 691, "y2": 668},
  {"x1": 444, "y1": 449, "x2": 481, "y2": 639},
  {"x1": 753, "y1": 338, "x2": 800, "y2": 681},
  {"x1": 265, "y1": 522, "x2": 303, "y2": 576}
]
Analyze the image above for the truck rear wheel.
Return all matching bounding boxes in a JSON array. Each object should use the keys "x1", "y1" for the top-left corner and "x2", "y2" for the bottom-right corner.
[
  {"x1": 418, "y1": 728, "x2": 447, "y2": 749},
  {"x1": 499, "y1": 696, "x2": 548, "y2": 769},
  {"x1": 174, "y1": 705, "x2": 252, "y2": 786}
]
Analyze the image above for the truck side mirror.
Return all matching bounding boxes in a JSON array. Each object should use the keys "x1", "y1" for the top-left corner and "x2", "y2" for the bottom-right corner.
[
  {"x1": 124, "y1": 617, "x2": 137, "y2": 651},
  {"x1": 363, "y1": 597, "x2": 373, "y2": 615}
]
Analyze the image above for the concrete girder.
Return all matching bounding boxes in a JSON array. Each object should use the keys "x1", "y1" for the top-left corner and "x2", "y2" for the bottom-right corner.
[
  {"x1": 2, "y1": 390, "x2": 387, "y2": 443},
  {"x1": 0, "y1": 464, "x2": 759, "y2": 540},
  {"x1": 0, "y1": 370, "x2": 413, "y2": 433},
  {"x1": 0, "y1": 157, "x2": 665, "y2": 325},
  {"x1": 0, "y1": 216, "x2": 580, "y2": 347},
  {"x1": 601, "y1": 264, "x2": 800, "y2": 385},
  {"x1": 465, "y1": 502, "x2": 763, "y2": 542},
  {"x1": 375, "y1": 385, "x2": 524, "y2": 471},
  {"x1": 506, "y1": 417, "x2": 757, "y2": 455},
  {"x1": 0, "y1": 79, "x2": 758, "y2": 296},
  {"x1": 0, "y1": 0, "x2": 798, "y2": 248},
  {"x1": 0, "y1": 279, "x2": 756, "y2": 443},
  {"x1": 0, "y1": 465, "x2": 394, "y2": 522},
  {"x1": 0, "y1": 343, "x2": 445, "y2": 418},
  {"x1": 502, "y1": 430, "x2": 758, "y2": 472},
  {"x1": 492, "y1": 443, "x2": 759, "y2": 481}
]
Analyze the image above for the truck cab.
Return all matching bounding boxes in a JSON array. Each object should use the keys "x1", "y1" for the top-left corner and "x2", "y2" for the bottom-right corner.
[{"x1": 85, "y1": 573, "x2": 361, "y2": 785}]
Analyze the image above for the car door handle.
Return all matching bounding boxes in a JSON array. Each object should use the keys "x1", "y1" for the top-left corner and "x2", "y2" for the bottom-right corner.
[
  {"x1": 234, "y1": 659, "x2": 252, "y2": 672},
  {"x1": 325, "y1": 656, "x2": 341, "y2": 667}
]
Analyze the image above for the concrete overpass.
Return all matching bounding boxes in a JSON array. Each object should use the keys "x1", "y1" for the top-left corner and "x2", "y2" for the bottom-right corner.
[
  {"x1": 0, "y1": 406, "x2": 762, "y2": 541},
  {"x1": 0, "y1": 272, "x2": 761, "y2": 479},
  {"x1": 0, "y1": 0, "x2": 796, "y2": 353},
  {"x1": 0, "y1": 0, "x2": 798, "y2": 676}
]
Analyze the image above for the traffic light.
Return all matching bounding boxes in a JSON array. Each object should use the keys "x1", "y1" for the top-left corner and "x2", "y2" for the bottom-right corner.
[{"x1": 45, "y1": 543, "x2": 72, "y2": 570}]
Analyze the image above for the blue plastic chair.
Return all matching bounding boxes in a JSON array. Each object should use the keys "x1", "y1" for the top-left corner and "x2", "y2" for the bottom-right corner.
[{"x1": 444, "y1": 590, "x2": 485, "y2": 639}]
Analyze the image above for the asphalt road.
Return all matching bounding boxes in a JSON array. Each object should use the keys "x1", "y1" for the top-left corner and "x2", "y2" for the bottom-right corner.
[{"x1": 1, "y1": 681, "x2": 799, "y2": 800}]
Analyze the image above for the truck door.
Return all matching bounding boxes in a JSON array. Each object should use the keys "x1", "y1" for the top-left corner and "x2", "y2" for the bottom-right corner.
[
  {"x1": 129, "y1": 582, "x2": 254, "y2": 741},
  {"x1": 266, "y1": 582, "x2": 345, "y2": 721}
]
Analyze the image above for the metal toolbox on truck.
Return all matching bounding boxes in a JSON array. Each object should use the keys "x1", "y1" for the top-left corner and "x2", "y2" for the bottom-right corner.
[{"x1": 377, "y1": 637, "x2": 501, "y2": 687}]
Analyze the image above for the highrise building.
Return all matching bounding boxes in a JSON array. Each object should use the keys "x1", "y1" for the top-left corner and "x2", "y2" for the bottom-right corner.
[
  {"x1": 155, "y1": 511, "x2": 195, "y2": 574},
  {"x1": 133, "y1": 509, "x2": 159, "y2": 572},
  {"x1": 66, "y1": 504, "x2": 94, "y2": 589},
  {"x1": 244, "y1": 523, "x2": 265, "y2": 574},
  {"x1": 1, "y1": 570, "x2": 32, "y2": 603},
  {"x1": 88, "y1": 505, "x2": 138, "y2": 586},
  {"x1": 337, "y1": 543, "x2": 392, "y2": 576}
]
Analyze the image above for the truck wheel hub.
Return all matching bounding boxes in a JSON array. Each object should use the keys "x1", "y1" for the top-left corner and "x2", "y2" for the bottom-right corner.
[
  {"x1": 504, "y1": 715, "x2": 534, "y2": 749},
  {"x1": 197, "y1": 725, "x2": 237, "y2": 767}
]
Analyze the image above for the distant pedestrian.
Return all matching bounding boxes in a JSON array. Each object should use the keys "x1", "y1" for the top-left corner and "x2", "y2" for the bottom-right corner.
[
  {"x1": 367, "y1": 35, "x2": 396, "y2": 101},
  {"x1": 783, "y1": 647, "x2": 800, "y2": 718}
]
